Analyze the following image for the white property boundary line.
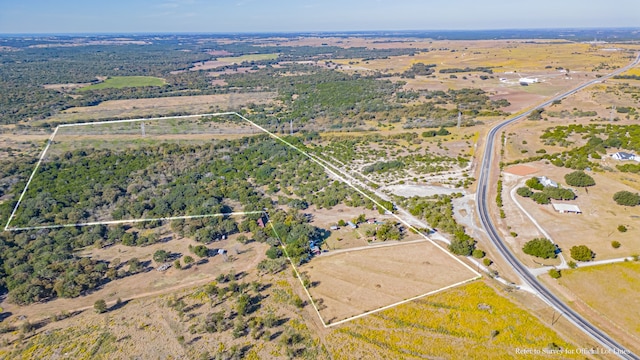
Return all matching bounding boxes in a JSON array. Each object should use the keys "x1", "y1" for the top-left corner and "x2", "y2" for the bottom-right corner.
[
  {"x1": 3, "y1": 112, "x2": 238, "y2": 232},
  {"x1": 4, "y1": 111, "x2": 481, "y2": 327}
]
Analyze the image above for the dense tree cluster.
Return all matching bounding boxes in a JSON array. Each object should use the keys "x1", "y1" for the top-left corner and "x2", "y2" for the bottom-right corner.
[
  {"x1": 522, "y1": 238, "x2": 557, "y2": 259},
  {"x1": 613, "y1": 191, "x2": 640, "y2": 206},
  {"x1": 564, "y1": 171, "x2": 595, "y2": 187},
  {"x1": 570, "y1": 245, "x2": 594, "y2": 261}
]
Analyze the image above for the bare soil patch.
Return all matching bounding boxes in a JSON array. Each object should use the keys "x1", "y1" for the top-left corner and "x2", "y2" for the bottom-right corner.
[
  {"x1": 302, "y1": 241, "x2": 476, "y2": 324},
  {"x1": 505, "y1": 164, "x2": 539, "y2": 176}
]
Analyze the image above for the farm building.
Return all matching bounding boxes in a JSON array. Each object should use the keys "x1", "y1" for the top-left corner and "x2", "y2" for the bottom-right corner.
[
  {"x1": 519, "y1": 77, "x2": 539, "y2": 86},
  {"x1": 330, "y1": 225, "x2": 339, "y2": 230},
  {"x1": 612, "y1": 152, "x2": 639, "y2": 161},
  {"x1": 347, "y1": 221, "x2": 358, "y2": 229},
  {"x1": 552, "y1": 203, "x2": 582, "y2": 214},
  {"x1": 538, "y1": 176, "x2": 558, "y2": 188}
]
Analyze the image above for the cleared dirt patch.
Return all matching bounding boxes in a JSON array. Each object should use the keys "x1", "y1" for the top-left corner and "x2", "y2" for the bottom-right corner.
[
  {"x1": 303, "y1": 241, "x2": 476, "y2": 324},
  {"x1": 505, "y1": 164, "x2": 539, "y2": 176}
]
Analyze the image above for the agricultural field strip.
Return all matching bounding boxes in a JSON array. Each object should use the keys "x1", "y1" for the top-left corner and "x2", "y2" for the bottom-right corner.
[{"x1": 3, "y1": 112, "x2": 236, "y2": 231}]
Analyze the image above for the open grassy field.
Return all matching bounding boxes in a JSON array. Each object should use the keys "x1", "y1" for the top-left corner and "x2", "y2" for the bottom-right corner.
[
  {"x1": 325, "y1": 280, "x2": 585, "y2": 359},
  {"x1": 78, "y1": 76, "x2": 166, "y2": 91},
  {"x1": 217, "y1": 53, "x2": 279, "y2": 63},
  {"x1": 557, "y1": 262, "x2": 640, "y2": 352},
  {"x1": 303, "y1": 241, "x2": 477, "y2": 324},
  {"x1": 503, "y1": 161, "x2": 640, "y2": 261},
  {"x1": 46, "y1": 92, "x2": 276, "y2": 124}
]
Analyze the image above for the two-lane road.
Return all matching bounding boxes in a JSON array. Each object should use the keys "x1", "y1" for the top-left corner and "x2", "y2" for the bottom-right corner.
[{"x1": 476, "y1": 52, "x2": 640, "y2": 359}]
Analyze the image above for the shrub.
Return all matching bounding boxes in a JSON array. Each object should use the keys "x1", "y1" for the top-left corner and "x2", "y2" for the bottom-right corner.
[
  {"x1": 613, "y1": 191, "x2": 640, "y2": 206},
  {"x1": 611, "y1": 241, "x2": 621, "y2": 249},
  {"x1": 483, "y1": 258, "x2": 492, "y2": 266},
  {"x1": 549, "y1": 269, "x2": 561, "y2": 279},
  {"x1": 94, "y1": 299, "x2": 107, "y2": 314},
  {"x1": 531, "y1": 192, "x2": 551, "y2": 204},
  {"x1": 472, "y1": 249, "x2": 485, "y2": 258},
  {"x1": 570, "y1": 245, "x2": 594, "y2": 261},
  {"x1": 525, "y1": 177, "x2": 544, "y2": 191},
  {"x1": 617, "y1": 225, "x2": 627, "y2": 232},
  {"x1": 568, "y1": 261, "x2": 577, "y2": 269},
  {"x1": 516, "y1": 187, "x2": 533, "y2": 197},
  {"x1": 564, "y1": 171, "x2": 595, "y2": 187},
  {"x1": 522, "y1": 238, "x2": 557, "y2": 259}
]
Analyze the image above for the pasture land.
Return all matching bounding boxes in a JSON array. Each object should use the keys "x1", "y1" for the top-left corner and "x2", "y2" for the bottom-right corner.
[
  {"x1": 47, "y1": 92, "x2": 275, "y2": 123},
  {"x1": 325, "y1": 280, "x2": 584, "y2": 359},
  {"x1": 303, "y1": 241, "x2": 477, "y2": 324},
  {"x1": 504, "y1": 161, "x2": 640, "y2": 260},
  {"x1": 0, "y1": 261, "x2": 326, "y2": 360},
  {"x1": 78, "y1": 76, "x2": 166, "y2": 91},
  {"x1": 557, "y1": 262, "x2": 640, "y2": 352},
  {"x1": 216, "y1": 53, "x2": 279, "y2": 63}
]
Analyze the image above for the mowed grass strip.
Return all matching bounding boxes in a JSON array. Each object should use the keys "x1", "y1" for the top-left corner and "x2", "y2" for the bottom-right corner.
[
  {"x1": 79, "y1": 76, "x2": 166, "y2": 91},
  {"x1": 327, "y1": 281, "x2": 582, "y2": 359}
]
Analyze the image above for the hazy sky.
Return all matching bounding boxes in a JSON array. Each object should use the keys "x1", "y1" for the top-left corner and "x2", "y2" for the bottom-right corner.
[{"x1": 0, "y1": 0, "x2": 638, "y2": 34}]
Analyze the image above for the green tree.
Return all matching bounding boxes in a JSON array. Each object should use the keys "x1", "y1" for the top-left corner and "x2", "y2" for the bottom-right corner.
[
  {"x1": 531, "y1": 192, "x2": 551, "y2": 205},
  {"x1": 611, "y1": 241, "x2": 621, "y2": 249},
  {"x1": 472, "y1": 249, "x2": 485, "y2": 259},
  {"x1": 548, "y1": 269, "x2": 561, "y2": 279},
  {"x1": 153, "y1": 250, "x2": 169, "y2": 263},
  {"x1": 613, "y1": 191, "x2": 640, "y2": 206},
  {"x1": 516, "y1": 187, "x2": 533, "y2": 197},
  {"x1": 617, "y1": 225, "x2": 627, "y2": 232},
  {"x1": 525, "y1": 177, "x2": 544, "y2": 191},
  {"x1": 266, "y1": 246, "x2": 283, "y2": 259},
  {"x1": 174, "y1": 259, "x2": 182, "y2": 270},
  {"x1": 183, "y1": 256, "x2": 194, "y2": 265},
  {"x1": 483, "y1": 258, "x2": 492, "y2": 266},
  {"x1": 522, "y1": 238, "x2": 557, "y2": 259},
  {"x1": 570, "y1": 245, "x2": 594, "y2": 261},
  {"x1": 564, "y1": 171, "x2": 595, "y2": 187},
  {"x1": 94, "y1": 299, "x2": 107, "y2": 313}
]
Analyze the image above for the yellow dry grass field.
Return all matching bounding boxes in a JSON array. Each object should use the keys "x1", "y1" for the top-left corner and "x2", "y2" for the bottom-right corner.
[
  {"x1": 558, "y1": 262, "x2": 640, "y2": 351},
  {"x1": 505, "y1": 161, "x2": 640, "y2": 260},
  {"x1": 45, "y1": 92, "x2": 276, "y2": 123},
  {"x1": 325, "y1": 280, "x2": 586, "y2": 359},
  {"x1": 303, "y1": 241, "x2": 476, "y2": 324}
]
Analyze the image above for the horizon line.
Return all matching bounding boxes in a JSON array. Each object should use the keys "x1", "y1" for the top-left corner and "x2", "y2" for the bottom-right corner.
[{"x1": 2, "y1": 26, "x2": 640, "y2": 37}]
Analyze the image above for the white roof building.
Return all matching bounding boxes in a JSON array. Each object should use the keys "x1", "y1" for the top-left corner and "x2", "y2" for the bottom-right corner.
[
  {"x1": 612, "y1": 152, "x2": 639, "y2": 161},
  {"x1": 538, "y1": 176, "x2": 558, "y2": 188},
  {"x1": 552, "y1": 203, "x2": 581, "y2": 214}
]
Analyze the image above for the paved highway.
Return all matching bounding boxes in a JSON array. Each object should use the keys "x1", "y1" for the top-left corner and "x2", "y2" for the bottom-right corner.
[{"x1": 476, "y1": 52, "x2": 640, "y2": 359}]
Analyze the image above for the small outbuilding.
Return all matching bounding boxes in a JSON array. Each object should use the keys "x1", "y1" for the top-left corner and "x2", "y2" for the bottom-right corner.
[
  {"x1": 552, "y1": 203, "x2": 582, "y2": 214},
  {"x1": 347, "y1": 221, "x2": 357, "y2": 229}
]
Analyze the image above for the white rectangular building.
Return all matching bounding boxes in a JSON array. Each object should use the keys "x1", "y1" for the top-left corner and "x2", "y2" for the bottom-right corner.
[{"x1": 552, "y1": 203, "x2": 581, "y2": 214}]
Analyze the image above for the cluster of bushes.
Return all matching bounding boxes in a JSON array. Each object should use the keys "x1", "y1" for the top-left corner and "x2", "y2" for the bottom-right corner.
[
  {"x1": 613, "y1": 191, "x2": 640, "y2": 206},
  {"x1": 516, "y1": 177, "x2": 576, "y2": 205}
]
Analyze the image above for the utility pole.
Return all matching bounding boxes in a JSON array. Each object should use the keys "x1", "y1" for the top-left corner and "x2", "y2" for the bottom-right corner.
[
  {"x1": 141, "y1": 122, "x2": 145, "y2": 136},
  {"x1": 290, "y1": 119, "x2": 293, "y2": 135},
  {"x1": 610, "y1": 105, "x2": 616, "y2": 122},
  {"x1": 457, "y1": 111, "x2": 462, "y2": 129}
]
